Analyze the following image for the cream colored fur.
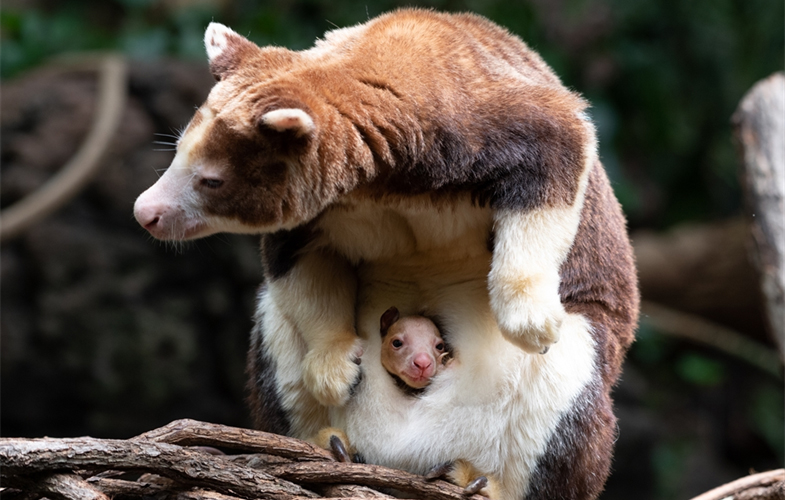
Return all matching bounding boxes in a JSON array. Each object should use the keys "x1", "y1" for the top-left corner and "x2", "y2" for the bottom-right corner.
[
  {"x1": 489, "y1": 112, "x2": 597, "y2": 354},
  {"x1": 256, "y1": 193, "x2": 597, "y2": 499}
]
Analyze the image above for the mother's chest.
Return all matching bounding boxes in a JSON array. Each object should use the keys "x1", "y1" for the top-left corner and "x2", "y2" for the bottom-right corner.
[{"x1": 316, "y1": 194, "x2": 494, "y2": 264}]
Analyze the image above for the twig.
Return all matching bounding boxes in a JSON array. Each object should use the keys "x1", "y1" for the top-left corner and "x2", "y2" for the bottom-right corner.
[{"x1": 0, "y1": 54, "x2": 128, "y2": 241}]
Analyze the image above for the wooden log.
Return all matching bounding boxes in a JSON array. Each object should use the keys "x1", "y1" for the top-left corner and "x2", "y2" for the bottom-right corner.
[
  {"x1": 0, "y1": 437, "x2": 317, "y2": 499},
  {"x1": 733, "y1": 71, "x2": 785, "y2": 358},
  {"x1": 0, "y1": 419, "x2": 485, "y2": 500}
]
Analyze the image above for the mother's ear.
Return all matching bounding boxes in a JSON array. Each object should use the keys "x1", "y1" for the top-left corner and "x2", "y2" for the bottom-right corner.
[
  {"x1": 259, "y1": 108, "x2": 316, "y2": 137},
  {"x1": 204, "y1": 22, "x2": 261, "y2": 80}
]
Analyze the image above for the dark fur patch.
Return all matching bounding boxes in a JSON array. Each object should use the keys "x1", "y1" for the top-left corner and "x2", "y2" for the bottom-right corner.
[
  {"x1": 559, "y1": 161, "x2": 639, "y2": 386},
  {"x1": 521, "y1": 161, "x2": 638, "y2": 499},
  {"x1": 388, "y1": 372, "x2": 427, "y2": 397},
  {"x1": 420, "y1": 312, "x2": 454, "y2": 359},
  {"x1": 261, "y1": 224, "x2": 316, "y2": 280},
  {"x1": 246, "y1": 285, "x2": 291, "y2": 435},
  {"x1": 525, "y1": 375, "x2": 616, "y2": 500}
]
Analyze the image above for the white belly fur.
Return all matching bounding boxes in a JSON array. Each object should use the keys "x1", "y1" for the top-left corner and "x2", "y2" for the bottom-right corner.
[{"x1": 318, "y1": 195, "x2": 596, "y2": 500}]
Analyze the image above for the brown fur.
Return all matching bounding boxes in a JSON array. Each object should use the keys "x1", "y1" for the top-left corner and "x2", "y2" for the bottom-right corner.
[{"x1": 182, "y1": 9, "x2": 593, "y2": 233}]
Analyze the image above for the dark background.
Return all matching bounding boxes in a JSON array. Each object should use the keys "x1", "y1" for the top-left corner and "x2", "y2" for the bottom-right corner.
[{"x1": 1, "y1": 1, "x2": 783, "y2": 499}]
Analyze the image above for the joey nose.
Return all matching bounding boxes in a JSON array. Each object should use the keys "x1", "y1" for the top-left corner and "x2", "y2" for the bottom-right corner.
[{"x1": 413, "y1": 353, "x2": 433, "y2": 371}]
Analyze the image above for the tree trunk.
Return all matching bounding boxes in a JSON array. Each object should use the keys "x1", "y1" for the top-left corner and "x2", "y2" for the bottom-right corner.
[{"x1": 733, "y1": 71, "x2": 785, "y2": 358}]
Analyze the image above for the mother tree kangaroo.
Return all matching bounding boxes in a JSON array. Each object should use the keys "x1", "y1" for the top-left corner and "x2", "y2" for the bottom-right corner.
[{"x1": 134, "y1": 9, "x2": 639, "y2": 500}]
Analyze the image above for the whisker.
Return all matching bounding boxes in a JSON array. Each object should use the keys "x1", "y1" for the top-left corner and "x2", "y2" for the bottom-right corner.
[{"x1": 155, "y1": 132, "x2": 181, "y2": 140}]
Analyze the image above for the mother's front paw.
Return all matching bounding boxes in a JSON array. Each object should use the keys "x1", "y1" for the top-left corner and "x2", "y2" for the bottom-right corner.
[
  {"x1": 490, "y1": 274, "x2": 565, "y2": 353},
  {"x1": 302, "y1": 338, "x2": 363, "y2": 406}
]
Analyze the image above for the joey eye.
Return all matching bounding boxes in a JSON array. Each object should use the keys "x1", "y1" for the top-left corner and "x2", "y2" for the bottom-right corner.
[
  {"x1": 201, "y1": 178, "x2": 224, "y2": 189},
  {"x1": 392, "y1": 339, "x2": 403, "y2": 348},
  {"x1": 435, "y1": 342, "x2": 445, "y2": 351}
]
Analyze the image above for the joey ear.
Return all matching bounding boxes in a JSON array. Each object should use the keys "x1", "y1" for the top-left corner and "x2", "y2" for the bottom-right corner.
[
  {"x1": 260, "y1": 109, "x2": 315, "y2": 137},
  {"x1": 380, "y1": 307, "x2": 400, "y2": 337},
  {"x1": 204, "y1": 22, "x2": 260, "y2": 80}
]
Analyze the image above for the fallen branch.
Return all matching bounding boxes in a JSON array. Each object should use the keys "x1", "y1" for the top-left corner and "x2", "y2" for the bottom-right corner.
[{"x1": 0, "y1": 419, "x2": 484, "y2": 500}]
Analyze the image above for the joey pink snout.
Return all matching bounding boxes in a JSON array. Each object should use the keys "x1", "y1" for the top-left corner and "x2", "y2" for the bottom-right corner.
[{"x1": 412, "y1": 353, "x2": 434, "y2": 372}]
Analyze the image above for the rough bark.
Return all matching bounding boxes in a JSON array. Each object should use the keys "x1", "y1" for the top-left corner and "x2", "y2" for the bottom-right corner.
[
  {"x1": 688, "y1": 469, "x2": 785, "y2": 500},
  {"x1": 0, "y1": 435, "x2": 316, "y2": 499},
  {"x1": 134, "y1": 418, "x2": 334, "y2": 461},
  {"x1": 0, "y1": 419, "x2": 483, "y2": 500}
]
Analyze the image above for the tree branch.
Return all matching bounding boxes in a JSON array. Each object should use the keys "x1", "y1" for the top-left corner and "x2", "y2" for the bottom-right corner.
[{"x1": 688, "y1": 469, "x2": 785, "y2": 500}]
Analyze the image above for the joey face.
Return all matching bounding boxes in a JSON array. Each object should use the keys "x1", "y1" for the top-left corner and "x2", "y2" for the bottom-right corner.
[{"x1": 379, "y1": 308, "x2": 448, "y2": 389}]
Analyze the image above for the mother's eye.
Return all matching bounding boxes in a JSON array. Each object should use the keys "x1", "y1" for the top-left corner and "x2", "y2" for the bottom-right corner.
[{"x1": 201, "y1": 178, "x2": 224, "y2": 189}]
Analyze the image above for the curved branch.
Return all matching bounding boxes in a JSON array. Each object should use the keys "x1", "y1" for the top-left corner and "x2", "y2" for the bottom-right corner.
[
  {"x1": 133, "y1": 418, "x2": 335, "y2": 462},
  {"x1": 0, "y1": 54, "x2": 128, "y2": 241},
  {"x1": 688, "y1": 469, "x2": 784, "y2": 500}
]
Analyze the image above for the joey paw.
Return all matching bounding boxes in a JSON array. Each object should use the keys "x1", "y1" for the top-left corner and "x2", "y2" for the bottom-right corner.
[
  {"x1": 425, "y1": 460, "x2": 493, "y2": 497},
  {"x1": 425, "y1": 461, "x2": 454, "y2": 480},
  {"x1": 329, "y1": 434, "x2": 353, "y2": 463},
  {"x1": 302, "y1": 339, "x2": 364, "y2": 406},
  {"x1": 464, "y1": 476, "x2": 489, "y2": 495}
]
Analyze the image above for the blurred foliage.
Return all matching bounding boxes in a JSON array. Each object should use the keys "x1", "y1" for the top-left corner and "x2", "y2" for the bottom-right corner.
[
  {"x1": 2, "y1": 0, "x2": 783, "y2": 228},
  {"x1": 630, "y1": 323, "x2": 784, "y2": 497}
]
